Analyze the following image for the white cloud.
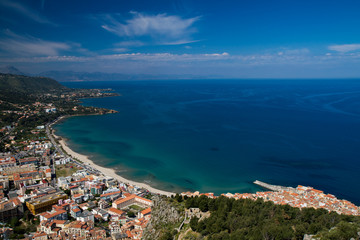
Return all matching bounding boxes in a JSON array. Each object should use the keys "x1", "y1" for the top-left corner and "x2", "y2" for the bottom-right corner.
[
  {"x1": 101, "y1": 12, "x2": 200, "y2": 45},
  {"x1": 0, "y1": 0, "x2": 54, "y2": 25},
  {"x1": 0, "y1": 30, "x2": 71, "y2": 56},
  {"x1": 3, "y1": 47, "x2": 360, "y2": 70},
  {"x1": 2, "y1": 52, "x2": 231, "y2": 63},
  {"x1": 328, "y1": 44, "x2": 360, "y2": 53}
]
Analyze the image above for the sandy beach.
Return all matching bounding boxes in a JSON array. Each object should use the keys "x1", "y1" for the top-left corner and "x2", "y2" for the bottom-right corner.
[{"x1": 50, "y1": 119, "x2": 174, "y2": 197}]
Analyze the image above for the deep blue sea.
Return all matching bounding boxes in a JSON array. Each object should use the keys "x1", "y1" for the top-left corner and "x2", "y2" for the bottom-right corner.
[{"x1": 54, "y1": 79, "x2": 360, "y2": 204}]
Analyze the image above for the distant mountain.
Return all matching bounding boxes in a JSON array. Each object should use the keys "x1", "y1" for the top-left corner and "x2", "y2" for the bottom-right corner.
[
  {"x1": 0, "y1": 65, "x2": 25, "y2": 75},
  {"x1": 39, "y1": 71, "x2": 135, "y2": 82},
  {"x1": 39, "y1": 70, "x2": 221, "y2": 82}
]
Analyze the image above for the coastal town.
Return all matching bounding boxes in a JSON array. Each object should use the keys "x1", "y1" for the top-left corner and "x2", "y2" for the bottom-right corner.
[
  {"x1": 1, "y1": 74, "x2": 360, "y2": 239},
  {"x1": 0, "y1": 132, "x2": 154, "y2": 239},
  {"x1": 181, "y1": 181, "x2": 360, "y2": 216},
  {"x1": 1, "y1": 117, "x2": 360, "y2": 239}
]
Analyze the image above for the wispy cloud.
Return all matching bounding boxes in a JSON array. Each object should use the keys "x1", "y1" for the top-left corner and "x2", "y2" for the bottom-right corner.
[
  {"x1": 100, "y1": 12, "x2": 200, "y2": 45},
  {"x1": 0, "y1": 0, "x2": 54, "y2": 25},
  {"x1": 115, "y1": 40, "x2": 144, "y2": 47},
  {"x1": 3, "y1": 48, "x2": 360, "y2": 78},
  {"x1": 0, "y1": 30, "x2": 70, "y2": 56},
  {"x1": 3, "y1": 52, "x2": 230, "y2": 63},
  {"x1": 3, "y1": 48, "x2": 360, "y2": 70},
  {"x1": 328, "y1": 44, "x2": 360, "y2": 53}
]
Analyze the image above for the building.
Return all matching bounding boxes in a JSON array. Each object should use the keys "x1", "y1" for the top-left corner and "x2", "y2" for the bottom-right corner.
[
  {"x1": 19, "y1": 157, "x2": 39, "y2": 166},
  {"x1": 13, "y1": 170, "x2": 44, "y2": 188},
  {"x1": 0, "y1": 157, "x2": 16, "y2": 168},
  {"x1": 26, "y1": 192, "x2": 68, "y2": 215},
  {"x1": 0, "y1": 198, "x2": 24, "y2": 222},
  {"x1": 100, "y1": 190, "x2": 122, "y2": 202},
  {"x1": 38, "y1": 220, "x2": 67, "y2": 235},
  {"x1": 76, "y1": 210, "x2": 95, "y2": 223},
  {"x1": 108, "y1": 207, "x2": 126, "y2": 220},
  {"x1": 0, "y1": 175, "x2": 9, "y2": 190},
  {"x1": 70, "y1": 206, "x2": 82, "y2": 218},
  {"x1": 39, "y1": 209, "x2": 67, "y2": 221},
  {"x1": 112, "y1": 194, "x2": 152, "y2": 209},
  {"x1": 138, "y1": 207, "x2": 151, "y2": 219}
]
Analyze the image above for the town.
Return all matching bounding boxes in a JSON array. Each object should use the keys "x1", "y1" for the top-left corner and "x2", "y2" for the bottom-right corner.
[
  {"x1": 0, "y1": 122, "x2": 153, "y2": 239},
  {"x1": 181, "y1": 181, "x2": 360, "y2": 216}
]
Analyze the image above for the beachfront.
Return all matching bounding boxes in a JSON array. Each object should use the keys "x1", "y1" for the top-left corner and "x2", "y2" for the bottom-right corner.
[{"x1": 50, "y1": 119, "x2": 174, "y2": 197}]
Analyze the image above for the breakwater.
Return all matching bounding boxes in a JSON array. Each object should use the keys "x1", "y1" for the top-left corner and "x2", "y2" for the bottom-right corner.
[{"x1": 253, "y1": 180, "x2": 294, "y2": 192}]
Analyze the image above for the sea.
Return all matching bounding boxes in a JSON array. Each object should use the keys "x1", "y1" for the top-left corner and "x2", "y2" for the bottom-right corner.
[{"x1": 53, "y1": 79, "x2": 360, "y2": 204}]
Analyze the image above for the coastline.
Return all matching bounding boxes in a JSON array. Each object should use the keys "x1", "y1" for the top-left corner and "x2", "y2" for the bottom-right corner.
[{"x1": 50, "y1": 116, "x2": 175, "y2": 197}]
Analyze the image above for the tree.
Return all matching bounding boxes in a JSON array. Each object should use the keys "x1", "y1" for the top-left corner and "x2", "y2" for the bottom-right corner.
[
  {"x1": 63, "y1": 189, "x2": 71, "y2": 196},
  {"x1": 199, "y1": 199, "x2": 208, "y2": 212},
  {"x1": 175, "y1": 193, "x2": 183, "y2": 202},
  {"x1": 159, "y1": 230, "x2": 173, "y2": 240},
  {"x1": 9, "y1": 217, "x2": 19, "y2": 228},
  {"x1": 190, "y1": 216, "x2": 199, "y2": 231},
  {"x1": 127, "y1": 211, "x2": 136, "y2": 218}
]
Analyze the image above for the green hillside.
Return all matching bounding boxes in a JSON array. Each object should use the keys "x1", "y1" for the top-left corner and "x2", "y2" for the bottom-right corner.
[
  {"x1": 0, "y1": 73, "x2": 67, "y2": 93},
  {"x1": 0, "y1": 73, "x2": 67, "y2": 103}
]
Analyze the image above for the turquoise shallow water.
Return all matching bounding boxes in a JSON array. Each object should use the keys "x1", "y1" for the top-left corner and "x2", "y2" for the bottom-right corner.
[{"x1": 54, "y1": 79, "x2": 360, "y2": 204}]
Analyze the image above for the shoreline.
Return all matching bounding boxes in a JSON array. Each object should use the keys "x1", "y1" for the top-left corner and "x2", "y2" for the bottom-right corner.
[{"x1": 50, "y1": 116, "x2": 175, "y2": 197}]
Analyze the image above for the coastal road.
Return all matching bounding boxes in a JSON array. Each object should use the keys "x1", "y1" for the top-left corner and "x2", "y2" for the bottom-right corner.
[{"x1": 46, "y1": 123, "x2": 100, "y2": 175}]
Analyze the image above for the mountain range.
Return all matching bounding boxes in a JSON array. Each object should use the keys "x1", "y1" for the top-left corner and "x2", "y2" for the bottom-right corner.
[{"x1": 0, "y1": 66, "x2": 222, "y2": 82}]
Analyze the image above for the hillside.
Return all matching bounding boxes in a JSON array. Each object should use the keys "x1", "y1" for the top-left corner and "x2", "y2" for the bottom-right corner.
[
  {"x1": 0, "y1": 73, "x2": 68, "y2": 103},
  {"x1": 144, "y1": 195, "x2": 360, "y2": 240},
  {"x1": 0, "y1": 73, "x2": 67, "y2": 93}
]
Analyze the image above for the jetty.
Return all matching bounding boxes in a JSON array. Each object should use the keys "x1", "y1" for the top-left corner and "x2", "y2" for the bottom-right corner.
[{"x1": 253, "y1": 180, "x2": 294, "y2": 192}]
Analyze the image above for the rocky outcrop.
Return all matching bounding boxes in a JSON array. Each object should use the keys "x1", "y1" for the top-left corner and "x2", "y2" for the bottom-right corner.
[{"x1": 142, "y1": 195, "x2": 184, "y2": 240}]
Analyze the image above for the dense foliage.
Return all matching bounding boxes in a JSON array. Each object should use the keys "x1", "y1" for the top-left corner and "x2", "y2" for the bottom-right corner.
[
  {"x1": 0, "y1": 73, "x2": 66, "y2": 93},
  {"x1": 184, "y1": 195, "x2": 360, "y2": 240}
]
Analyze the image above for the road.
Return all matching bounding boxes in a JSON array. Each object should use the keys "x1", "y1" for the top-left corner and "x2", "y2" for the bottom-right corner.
[{"x1": 46, "y1": 122, "x2": 101, "y2": 177}]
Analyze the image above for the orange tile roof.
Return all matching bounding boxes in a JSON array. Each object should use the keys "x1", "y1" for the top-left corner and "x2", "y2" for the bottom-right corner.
[
  {"x1": 108, "y1": 207, "x2": 125, "y2": 216},
  {"x1": 141, "y1": 207, "x2": 151, "y2": 215},
  {"x1": 100, "y1": 191, "x2": 121, "y2": 197},
  {"x1": 40, "y1": 210, "x2": 66, "y2": 219}
]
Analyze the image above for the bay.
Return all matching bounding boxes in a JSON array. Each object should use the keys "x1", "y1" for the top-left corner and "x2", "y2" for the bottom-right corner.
[{"x1": 54, "y1": 79, "x2": 360, "y2": 204}]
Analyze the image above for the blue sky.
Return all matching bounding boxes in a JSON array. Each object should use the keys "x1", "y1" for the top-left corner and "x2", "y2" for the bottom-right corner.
[{"x1": 0, "y1": 0, "x2": 360, "y2": 78}]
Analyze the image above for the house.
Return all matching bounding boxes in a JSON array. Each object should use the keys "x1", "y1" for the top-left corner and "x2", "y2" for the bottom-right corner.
[
  {"x1": 45, "y1": 108, "x2": 56, "y2": 113},
  {"x1": 38, "y1": 220, "x2": 67, "y2": 235},
  {"x1": 63, "y1": 220, "x2": 94, "y2": 238},
  {"x1": 44, "y1": 168, "x2": 52, "y2": 180},
  {"x1": 70, "y1": 206, "x2": 82, "y2": 218},
  {"x1": 138, "y1": 207, "x2": 151, "y2": 219},
  {"x1": 109, "y1": 221, "x2": 121, "y2": 234},
  {"x1": 0, "y1": 198, "x2": 24, "y2": 222},
  {"x1": 76, "y1": 210, "x2": 95, "y2": 223},
  {"x1": 33, "y1": 231, "x2": 48, "y2": 240},
  {"x1": 19, "y1": 157, "x2": 38, "y2": 166},
  {"x1": 108, "y1": 207, "x2": 126, "y2": 220},
  {"x1": 90, "y1": 184, "x2": 104, "y2": 195},
  {"x1": 57, "y1": 177, "x2": 69, "y2": 189},
  {"x1": 100, "y1": 190, "x2": 122, "y2": 202},
  {"x1": 55, "y1": 157, "x2": 71, "y2": 165},
  {"x1": 39, "y1": 209, "x2": 67, "y2": 221},
  {"x1": 0, "y1": 175, "x2": 9, "y2": 190},
  {"x1": 0, "y1": 157, "x2": 16, "y2": 168},
  {"x1": 92, "y1": 208, "x2": 109, "y2": 221},
  {"x1": 72, "y1": 193, "x2": 84, "y2": 204},
  {"x1": 98, "y1": 199, "x2": 110, "y2": 209}
]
